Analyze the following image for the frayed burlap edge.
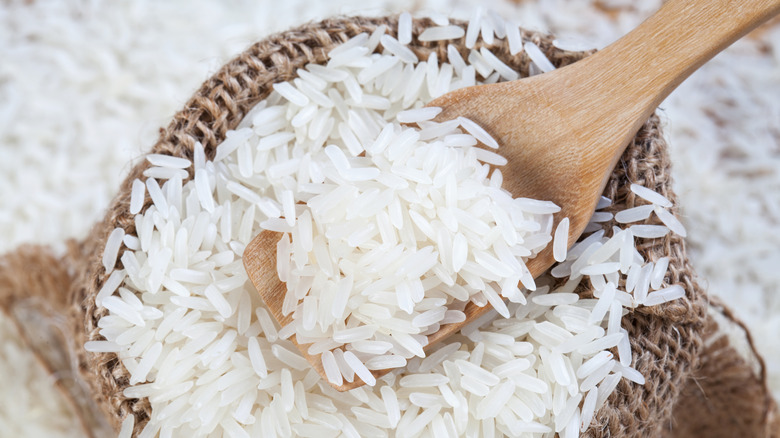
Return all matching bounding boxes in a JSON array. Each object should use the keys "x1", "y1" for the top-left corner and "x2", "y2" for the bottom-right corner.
[
  {"x1": 663, "y1": 297, "x2": 779, "y2": 437},
  {"x1": 55, "y1": 15, "x2": 769, "y2": 437},
  {"x1": 0, "y1": 244, "x2": 113, "y2": 437}
]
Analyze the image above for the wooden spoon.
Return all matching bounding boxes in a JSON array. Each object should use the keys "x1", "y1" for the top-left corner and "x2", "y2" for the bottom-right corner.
[{"x1": 245, "y1": 0, "x2": 780, "y2": 391}]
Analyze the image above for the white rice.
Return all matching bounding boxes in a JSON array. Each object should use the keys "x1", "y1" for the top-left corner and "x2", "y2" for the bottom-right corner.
[
  {"x1": 479, "y1": 47, "x2": 519, "y2": 81},
  {"x1": 396, "y1": 107, "x2": 442, "y2": 123},
  {"x1": 630, "y1": 183, "x2": 672, "y2": 208},
  {"x1": 553, "y1": 217, "x2": 570, "y2": 262},
  {"x1": 398, "y1": 12, "x2": 412, "y2": 45},
  {"x1": 118, "y1": 415, "x2": 135, "y2": 438},
  {"x1": 88, "y1": 12, "x2": 689, "y2": 438},
  {"x1": 457, "y1": 116, "x2": 500, "y2": 149},
  {"x1": 478, "y1": 16, "x2": 495, "y2": 47},
  {"x1": 4, "y1": 0, "x2": 777, "y2": 434},
  {"x1": 130, "y1": 179, "x2": 146, "y2": 215},
  {"x1": 629, "y1": 224, "x2": 670, "y2": 239},
  {"x1": 102, "y1": 228, "x2": 125, "y2": 272},
  {"x1": 380, "y1": 35, "x2": 418, "y2": 64},
  {"x1": 146, "y1": 154, "x2": 192, "y2": 169},
  {"x1": 505, "y1": 22, "x2": 523, "y2": 56},
  {"x1": 654, "y1": 206, "x2": 687, "y2": 237},
  {"x1": 523, "y1": 42, "x2": 556, "y2": 73},
  {"x1": 650, "y1": 257, "x2": 670, "y2": 289},
  {"x1": 273, "y1": 82, "x2": 309, "y2": 107},
  {"x1": 614, "y1": 205, "x2": 654, "y2": 223},
  {"x1": 465, "y1": 8, "x2": 482, "y2": 49},
  {"x1": 418, "y1": 25, "x2": 466, "y2": 42},
  {"x1": 643, "y1": 285, "x2": 686, "y2": 306},
  {"x1": 552, "y1": 37, "x2": 599, "y2": 52}
]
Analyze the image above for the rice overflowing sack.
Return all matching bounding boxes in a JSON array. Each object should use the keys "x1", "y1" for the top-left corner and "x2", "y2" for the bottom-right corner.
[{"x1": 1, "y1": 14, "x2": 778, "y2": 438}]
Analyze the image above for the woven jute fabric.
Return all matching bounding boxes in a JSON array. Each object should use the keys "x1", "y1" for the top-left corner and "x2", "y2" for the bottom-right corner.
[
  {"x1": 0, "y1": 15, "x2": 773, "y2": 437},
  {"x1": 664, "y1": 298, "x2": 779, "y2": 438},
  {"x1": 0, "y1": 244, "x2": 116, "y2": 437}
]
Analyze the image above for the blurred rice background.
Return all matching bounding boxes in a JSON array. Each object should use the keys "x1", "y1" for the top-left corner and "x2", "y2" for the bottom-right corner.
[{"x1": 1, "y1": 0, "x2": 778, "y2": 435}]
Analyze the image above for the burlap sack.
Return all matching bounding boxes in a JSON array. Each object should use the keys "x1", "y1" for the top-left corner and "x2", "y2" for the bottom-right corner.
[{"x1": 1, "y1": 15, "x2": 777, "y2": 437}]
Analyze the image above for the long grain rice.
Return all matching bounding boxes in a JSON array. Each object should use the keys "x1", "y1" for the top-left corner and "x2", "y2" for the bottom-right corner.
[{"x1": 88, "y1": 14, "x2": 688, "y2": 437}]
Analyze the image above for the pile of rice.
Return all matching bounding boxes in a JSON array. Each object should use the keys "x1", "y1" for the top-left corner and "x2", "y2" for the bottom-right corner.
[
  {"x1": 86, "y1": 13, "x2": 686, "y2": 437},
  {"x1": 2, "y1": 1, "x2": 778, "y2": 437}
]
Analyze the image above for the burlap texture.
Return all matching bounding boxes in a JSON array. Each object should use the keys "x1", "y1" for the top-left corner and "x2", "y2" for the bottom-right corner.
[
  {"x1": 664, "y1": 299, "x2": 779, "y2": 437},
  {"x1": 0, "y1": 15, "x2": 776, "y2": 437},
  {"x1": 0, "y1": 244, "x2": 116, "y2": 437}
]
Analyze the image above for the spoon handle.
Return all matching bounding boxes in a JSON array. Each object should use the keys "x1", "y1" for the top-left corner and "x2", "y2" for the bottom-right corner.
[{"x1": 575, "y1": 0, "x2": 780, "y2": 136}]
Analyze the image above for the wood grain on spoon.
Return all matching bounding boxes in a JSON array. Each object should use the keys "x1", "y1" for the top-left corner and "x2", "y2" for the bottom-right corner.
[{"x1": 245, "y1": 0, "x2": 780, "y2": 391}]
